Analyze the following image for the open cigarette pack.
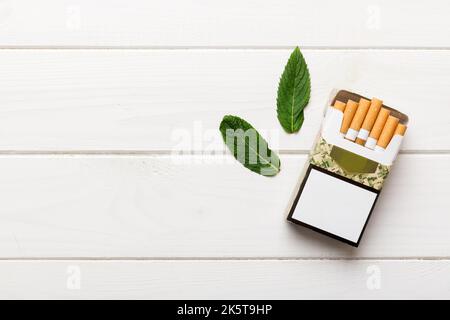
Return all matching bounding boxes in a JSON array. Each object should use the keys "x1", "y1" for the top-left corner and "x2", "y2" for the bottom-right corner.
[{"x1": 287, "y1": 89, "x2": 409, "y2": 247}]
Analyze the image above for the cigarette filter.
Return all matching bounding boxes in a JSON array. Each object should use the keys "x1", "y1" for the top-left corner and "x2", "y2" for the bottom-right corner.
[
  {"x1": 356, "y1": 98, "x2": 383, "y2": 145},
  {"x1": 374, "y1": 116, "x2": 400, "y2": 151},
  {"x1": 394, "y1": 123, "x2": 407, "y2": 136},
  {"x1": 340, "y1": 100, "x2": 358, "y2": 134},
  {"x1": 365, "y1": 108, "x2": 390, "y2": 149},
  {"x1": 345, "y1": 98, "x2": 371, "y2": 141},
  {"x1": 333, "y1": 100, "x2": 346, "y2": 112}
]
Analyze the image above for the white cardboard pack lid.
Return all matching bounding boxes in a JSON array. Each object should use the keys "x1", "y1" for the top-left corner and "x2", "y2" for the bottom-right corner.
[{"x1": 290, "y1": 167, "x2": 378, "y2": 244}]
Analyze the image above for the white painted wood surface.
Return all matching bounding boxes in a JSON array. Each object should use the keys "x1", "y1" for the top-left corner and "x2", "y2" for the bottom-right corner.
[
  {"x1": 0, "y1": 0, "x2": 449, "y2": 299},
  {"x1": 1, "y1": 260, "x2": 450, "y2": 299},
  {"x1": 0, "y1": 154, "x2": 448, "y2": 258},
  {"x1": 0, "y1": 0, "x2": 449, "y2": 47},
  {"x1": 0, "y1": 50, "x2": 449, "y2": 152}
]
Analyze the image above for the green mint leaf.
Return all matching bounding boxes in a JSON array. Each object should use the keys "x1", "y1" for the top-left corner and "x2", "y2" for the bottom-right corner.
[
  {"x1": 276, "y1": 46, "x2": 311, "y2": 133},
  {"x1": 219, "y1": 115, "x2": 281, "y2": 176}
]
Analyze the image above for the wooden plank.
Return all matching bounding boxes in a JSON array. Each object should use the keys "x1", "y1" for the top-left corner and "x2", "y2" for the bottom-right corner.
[
  {"x1": 0, "y1": 1, "x2": 449, "y2": 47},
  {"x1": 0, "y1": 154, "x2": 448, "y2": 258},
  {"x1": 0, "y1": 49, "x2": 448, "y2": 152},
  {"x1": 1, "y1": 260, "x2": 449, "y2": 299}
]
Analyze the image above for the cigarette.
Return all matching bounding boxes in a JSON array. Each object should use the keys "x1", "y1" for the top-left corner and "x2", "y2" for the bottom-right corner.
[
  {"x1": 394, "y1": 123, "x2": 407, "y2": 136},
  {"x1": 364, "y1": 108, "x2": 390, "y2": 149},
  {"x1": 355, "y1": 98, "x2": 383, "y2": 145},
  {"x1": 340, "y1": 100, "x2": 358, "y2": 134},
  {"x1": 374, "y1": 116, "x2": 400, "y2": 151},
  {"x1": 332, "y1": 100, "x2": 346, "y2": 112},
  {"x1": 345, "y1": 98, "x2": 371, "y2": 141}
]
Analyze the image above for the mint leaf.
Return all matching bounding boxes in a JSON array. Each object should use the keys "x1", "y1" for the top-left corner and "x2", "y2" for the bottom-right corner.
[
  {"x1": 276, "y1": 47, "x2": 311, "y2": 133},
  {"x1": 220, "y1": 115, "x2": 281, "y2": 176}
]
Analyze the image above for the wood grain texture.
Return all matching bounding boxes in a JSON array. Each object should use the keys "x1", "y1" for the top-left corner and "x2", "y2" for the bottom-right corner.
[
  {"x1": 0, "y1": 0, "x2": 449, "y2": 47},
  {"x1": 0, "y1": 49, "x2": 449, "y2": 152},
  {"x1": 1, "y1": 260, "x2": 449, "y2": 299},
  {"x1": 0, "y1": 154, "x2": 448, "y2": 258}
]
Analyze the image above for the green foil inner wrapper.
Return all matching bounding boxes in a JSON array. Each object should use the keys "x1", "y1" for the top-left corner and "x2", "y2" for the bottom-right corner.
[{"x1": 309, "y1": 138, "x2": 390, "y2": 190}]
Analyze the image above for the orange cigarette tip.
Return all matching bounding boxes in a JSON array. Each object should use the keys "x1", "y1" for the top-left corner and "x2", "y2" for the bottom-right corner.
[
  {"x1": 340, "y1": 100, "x2": 359, "y2": 134},
  {"x1": 371, "y1": 98, "x2": 383, "y2": 108},
  {"x1": 377, "y1": 116, "x2": 400, "y2": 148},
  {"x1": 360, "y1": 98, "x2": 383, "y2": 130},
  {"x1": 395, "y1": 123, "x2": 407, "y2": 136},
  {"x1": 359, "y1": 98, "x2": 371, "y2": 108},
  {"x1": 369, "y1": 107, "x2": 391, "y2": 139},
  {"x1": 349, "y1": 98, "x2": 371, "y2": 130},
  {"x1": 333, "y1": 100, "x2": 346, "y2": 112}
]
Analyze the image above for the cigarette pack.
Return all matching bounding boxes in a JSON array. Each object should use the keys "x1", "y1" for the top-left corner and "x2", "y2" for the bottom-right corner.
[{"x1": 287, "y1": 89, "x2": 409, "y2": 247}]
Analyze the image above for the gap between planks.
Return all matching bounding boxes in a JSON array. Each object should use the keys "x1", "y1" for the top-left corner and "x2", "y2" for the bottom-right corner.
[
  {"x1": 0, "y1": 46, "x2": 450, "y2": 51},
  {"x1": 0, "y1": 150, "x2": 447, "y2": 156},
  {"x1": 1, "y1": 257, "x2": 450, "y2": 261}
]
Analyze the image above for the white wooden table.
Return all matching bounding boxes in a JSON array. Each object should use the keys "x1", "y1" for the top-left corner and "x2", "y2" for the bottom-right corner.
[{"x1": 0, "y1": 0, "x2": 449, "y2": 299}]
